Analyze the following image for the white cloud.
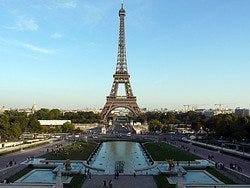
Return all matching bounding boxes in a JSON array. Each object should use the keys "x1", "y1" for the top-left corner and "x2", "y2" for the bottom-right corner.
[
  {"x1": 46, "y1": 0, "x2": 77, "y2": 9},
  {"x1": 21, "y1": 43, "x2": 56, "y2": 54},
  {"x1": 51, "y1": 32, "x2": 63, "y2": 39},
  {"x1": 63, "y1": 0, "x2": 77, "y2": 9},
  {"x1": 6, "y1": 16, "x2": 39, "y2": 31},
  {"x1": 0, "y1": 36, "x2": 56, "y2": 55}
]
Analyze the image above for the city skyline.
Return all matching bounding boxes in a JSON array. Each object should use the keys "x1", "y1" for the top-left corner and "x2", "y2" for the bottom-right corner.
[{"x1": 1, "y1": 0, "x2": 250, "y2": 109}]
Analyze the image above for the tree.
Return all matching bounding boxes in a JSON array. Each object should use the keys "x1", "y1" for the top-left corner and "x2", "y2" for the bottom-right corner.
[
  {"x1": 63, "y1": 111, "x2": 101, "y2": 123},
  {"x1": 54, "y1": 125, "x2": 62, "y2": 133},
  {"x1": 148, "y1": 119, "x2": 163, "y2": 133},
  {"x1": 134, "y1": 114, "x2": 147, "y2": 123},
  {"x1": 10, "y1": 123, "x2": 22, "y2": 139},
  {"x1": 61, "y1": 122, "x2": 75, "y2": 133},
  {"x1": 162, "y1": 125, "x2": 170, "y2": 133},
  {"x1": 49, "y1": 109, "x2": 62, "y2": 119},
  {"x1": 28, "y1": 117, "x2": 41, "y2": 133},
  {"x1": 34, "y1": 108, "x2": 50, "y2": 120}
]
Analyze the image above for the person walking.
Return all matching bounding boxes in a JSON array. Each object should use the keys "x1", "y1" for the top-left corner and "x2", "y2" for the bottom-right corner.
[
  {"x1": 103, "y1": 180, "x2": 106, "y2": 187},
  {"x1": 109, "y1": 180, "x2": 112, "y2": 188}
]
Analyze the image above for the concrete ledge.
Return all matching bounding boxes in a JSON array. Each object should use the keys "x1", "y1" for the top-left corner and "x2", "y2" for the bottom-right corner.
[
  {"x1": 135, "y1": 162, "x2": 158, "y2": 172},
  {"x1": 0, "y1": 183, "x2": 54, "y2": 187},
  {"x1": 186, "y1": 185, "x2": 250, "y2": 188},
  {"x1": 82, "y1": 162, "x2": 105, "y2": 172}
]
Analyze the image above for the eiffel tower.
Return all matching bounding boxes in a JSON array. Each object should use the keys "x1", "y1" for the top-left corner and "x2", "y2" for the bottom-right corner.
[{"x1": 101, "y1": 4, "x2": 141, "y2": 122}]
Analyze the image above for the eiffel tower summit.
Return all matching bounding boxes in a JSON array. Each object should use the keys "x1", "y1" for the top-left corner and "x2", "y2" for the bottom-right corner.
[{"x1": 101, "y1": 4, "x2": 141, "y2": 122}]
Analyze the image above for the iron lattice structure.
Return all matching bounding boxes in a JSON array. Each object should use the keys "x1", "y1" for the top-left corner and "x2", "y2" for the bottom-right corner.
[{"x1": 101, "y1": 4, "x2": 141, "y2": 122}]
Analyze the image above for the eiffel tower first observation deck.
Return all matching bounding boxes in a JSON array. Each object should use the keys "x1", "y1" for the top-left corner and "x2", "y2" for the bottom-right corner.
[{"x1": 101, "y1": 4, "x2": 141, "y2": 122}]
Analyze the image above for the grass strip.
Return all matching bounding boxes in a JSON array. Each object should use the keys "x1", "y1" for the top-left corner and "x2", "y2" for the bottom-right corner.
[
  {"x1": 7, "y1": 165, "x2": 34, "y2": 183},
  {"x1": 144, "y1": 142, "x2": 198, "y2": 161},
  {"x1": 64, "y1": 174, "x2": 85, "y2": 188},
  {"x1": 153, "y1": 175, "x2": 175, "y2": 188},
  {"x1": 206, "y1": 167, "x2": 235, "y2": 184},
  {"x1": 42, "y1": 141, "x2": 98, "y2": 160}
]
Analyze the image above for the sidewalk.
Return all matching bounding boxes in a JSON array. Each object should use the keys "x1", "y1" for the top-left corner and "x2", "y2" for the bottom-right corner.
[
  {"x1": 82, "y1": 175, "x2": 157, "y2": 188},
  {"x1": 0, "y1": 164, "x2": 27, "y2": 182},
  {"x1": 0, "y1": 140, "x2": 69, "y2": 170},
  {"x1": 0, "y1": 139, "x2": 58, "y2": 155}
]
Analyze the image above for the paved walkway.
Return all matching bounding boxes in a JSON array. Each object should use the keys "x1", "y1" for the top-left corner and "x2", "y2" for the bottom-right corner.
[
  {"x1": 82, "y1": 175, "x2": 157, "y2": 188},
  {"x1": 0, "y1": 140, "x2": 69, "y2": 170},
  {"x1": 164, "y1": 137, "x2": 250, "y2": 184}
]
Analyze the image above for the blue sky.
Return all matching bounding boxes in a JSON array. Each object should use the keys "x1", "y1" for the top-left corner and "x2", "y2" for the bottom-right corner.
[{"x1": 0, "y1": 0, "x2": 250, "y2": 110}]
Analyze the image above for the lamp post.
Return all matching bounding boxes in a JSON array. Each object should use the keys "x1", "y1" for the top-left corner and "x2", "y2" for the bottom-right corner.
[
  {"x1": 20, "y1": 133, "x2": 24, "y2": 152},
  {"x1": 242, "y1": 139, "x2": 245, "y2": 157}
]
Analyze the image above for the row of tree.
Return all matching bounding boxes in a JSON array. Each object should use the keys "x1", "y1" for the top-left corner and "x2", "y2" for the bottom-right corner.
[
  {"x1": 0, "y1": 111, "x2": 40, "y2": 141},
  {"x1": 1, "y1": 109, "x2": 249, "y2": 141},
  {"x1": 143, "y1": 111, "x2": 250, "y2": 141},
  {"x1": 0, "y1": 109, "x2": 101, "y2": 141}
]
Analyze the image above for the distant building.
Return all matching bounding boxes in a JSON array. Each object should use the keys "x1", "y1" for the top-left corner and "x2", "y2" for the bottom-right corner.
[
  {"x1": 235, "y1": 108, "x2": 250, "y2": 117},
  {"x1": 195, "y1": 109, "x2": 206, "y2": 114},
  {"x1": 74, "y1": 123, "x2": 99, "y2": 131},
  {"x1": 38, "y1": 120, "x2": 71, "y2": 126},
  {"x1": 199, "y1": 108, "x2": 233, "y2": 118},
  {"x1": 31, "y1": 102, "x2": 38, "y2": 114},
  {"x1": 101, "y1": 126, "x2": 107, "y2": 134},
  {"x1": 61, "y1": 109, "x2": 101, "y2": 115},
  {"x1": 203, "y1": 110, "x2": 215, "y2": 118},
  {"x1": 0, "y1": 106, "x2": 8, "y2": 114}
]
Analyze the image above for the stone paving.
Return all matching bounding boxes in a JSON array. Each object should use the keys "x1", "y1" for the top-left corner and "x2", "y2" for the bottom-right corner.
[{"x1": 82, "y1": 175, "x2": 157, "y2": 188}]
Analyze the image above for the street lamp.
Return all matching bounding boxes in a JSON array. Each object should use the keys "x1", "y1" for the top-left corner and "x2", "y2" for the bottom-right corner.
[{"x1": 242, "y1": 139, "x2": 245, "y2": 157}]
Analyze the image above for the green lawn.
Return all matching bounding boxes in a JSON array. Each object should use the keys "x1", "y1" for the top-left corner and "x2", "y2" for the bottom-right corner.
[
  {"x1": 41, "y1": 141, "x2": 98, "y2": 160},
  {"x1": 64, "y1": 174, "x2": 85, "y2": 188},
  {"x1": 7, "y1": 165, "x2": 34, "y2": 182},
  {"x1": 144, "y1": 142, "x2": 198, "y2": 161},
  {"x1": 153, "y1": 175, "x2": 175, "y2": 188},
  {"x1": 206, "y1": 167, "x2": 235, "y2": 184}
]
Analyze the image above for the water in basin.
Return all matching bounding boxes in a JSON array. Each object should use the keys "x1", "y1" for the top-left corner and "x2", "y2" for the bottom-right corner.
[
  {"x1": 16, "y1": 169, "x2": 70, "y2": 184},
  {"x1": 91, "y1": 141, "x2": 149, "y2": 174},
  {"x1": 168, "y1": 170, "x2": 223, "y2": 185}
]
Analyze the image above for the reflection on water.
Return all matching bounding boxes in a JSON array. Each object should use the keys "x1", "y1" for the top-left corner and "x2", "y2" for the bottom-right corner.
[{"x1": 92, "y1": 141, "x2": 148, "y2": 174}]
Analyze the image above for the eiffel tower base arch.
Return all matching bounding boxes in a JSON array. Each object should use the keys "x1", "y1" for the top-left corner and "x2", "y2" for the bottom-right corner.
[{"x1": 101, "y1": 96, "x2": 141, "y2": 123}]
